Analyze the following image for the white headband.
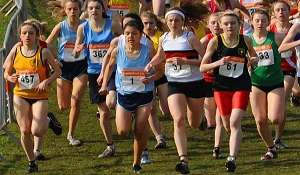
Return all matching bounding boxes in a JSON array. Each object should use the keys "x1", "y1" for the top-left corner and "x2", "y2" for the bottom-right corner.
[{"x1": 165, "y1": 10, "x2": 185, "y2": 20}]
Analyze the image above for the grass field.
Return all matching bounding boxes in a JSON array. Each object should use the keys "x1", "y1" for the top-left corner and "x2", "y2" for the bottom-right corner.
[{"x1": 1, "y1": 0, "x2": 300, "y2": 174}]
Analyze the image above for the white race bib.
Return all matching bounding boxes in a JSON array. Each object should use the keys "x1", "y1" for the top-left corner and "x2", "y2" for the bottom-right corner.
[
  {"x1": 121, "y1": 69, "x2": 145, "y2": 92},
  {"x1": 254, "y1": 45, "x2": 275, "y2": 67},
  {"x1": 110, "y1": 4, "x2": 129, "y2": 17},
  {"x1": 219, "y1": 56, "x2": 244, "y2": 78},
  {"x1": 165, "y1": 63, "x2": 191, "y2": 78},
  {"x1": 63, "y1": 42, "x2": 85, "y2": 62},
  {"x1": 89, "y1": 44, "x2": 109, "y2": 64},
  {"x1": 18, "y1": 73, "x2": 40, "y2": 90}
]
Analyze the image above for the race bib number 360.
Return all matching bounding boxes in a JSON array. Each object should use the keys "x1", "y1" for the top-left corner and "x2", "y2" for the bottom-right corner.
[
  {"x1": 219, "y1": 56, "x2": 244, "y2": 78},
  {"x1": 254, "y1": 45, "x2": 274, "y2": 67},
  {"x1": 18, "y1": 73, "x2": 40, "y2": 90},
  {"x1": 121, "y1": 69, "x2": 145, "y2": 92},
  {"x1": 89, "y1": 44, "x2": 109, "y2": 64},
  {"x1": 63, "y1": 42, "x2": 85, "y2": 62}
]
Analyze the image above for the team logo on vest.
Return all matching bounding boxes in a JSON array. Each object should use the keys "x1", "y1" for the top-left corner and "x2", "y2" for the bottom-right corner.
[{"x1": 238, "y1": 48, "x2": 246, "y2": 56}]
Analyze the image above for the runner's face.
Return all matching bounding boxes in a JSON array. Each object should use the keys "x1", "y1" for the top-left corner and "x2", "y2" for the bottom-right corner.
[
  {"x1": 64, "y1": 1, "x2": 80, "y2": 19},
  {"x1": 124, "y1": 26, "x2": 142, "y2": 47},
  {"x1": 20, "y1": 25, "x2": 37, "y2": 46},
  {"x1": 142, "y1": 16, "x2": 156, "y2": 36},
  {"x1": 220, "y1": 16, "x2": 239, "y2": 35},
  {"x1": 274, "y1": 2, "x2": 290, "y2": 21},
  {"x1": 208, "y1": 15, "x2": 221, "y2": 34},
  {"x1": 87, "y1": 1, "x2": 102, "y2": 19},
  {"x1": 166, "y1": 14, "x2": 184, "y2": 33},
  {"x1": 252, "y1": 13, "x2": 269, "y2": 32}
]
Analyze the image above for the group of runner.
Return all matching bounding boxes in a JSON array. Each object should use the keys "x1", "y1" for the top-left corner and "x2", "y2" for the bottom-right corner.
[{"x1": 3, "y1": 0, "x2": 300, "y2": 174}]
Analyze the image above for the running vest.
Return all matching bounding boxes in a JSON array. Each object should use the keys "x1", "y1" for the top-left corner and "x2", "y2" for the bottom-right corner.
[
  {"x1": 251, "y1": 32, "x2": 284, "y2": 86},
  {"x1": 192, "y1": 22, "x2": 207, "y2": 40},
  {"x1": 269, "y1": 23, "x2": 297, "y2": 71},
  {"x1": 150, "y1": 31, "x2": 162, "y2": 50},
  {"x1": 58, "y1": 19, "x2": 86, "y2": 62},
  {"x1": 108, "y1": 0, "x2": 129, "y2": 17},
  {"x1": 212, "y1": 34, "x2": 251, "y2": 91},
  {"x1": 161, "y1": 31, "x2": 202, "y2": 83},
  {"x1": 82, "y1": 17, "x2": 114, "y2": 74},
  {"x1": 149, "y1": 31, "x2": 165, "y2": 75},
  {"x1": 115, "y1": 36, "x2": 154, "y2": 95},
  {"x1": 240, "y1": 0, "x2": 257, "y2": 36},
  {"x1": 203, "y1": 33, "x2": 215, "y2": 83},
  {"x1": 13, "y1": 46, "x2": 48, "y2": 99}
]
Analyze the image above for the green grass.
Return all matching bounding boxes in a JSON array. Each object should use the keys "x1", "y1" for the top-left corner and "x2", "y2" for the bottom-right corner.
[
  {"x1": 0, "y1": 0, "x2": 13, "y2": 47},
  {"x1": 1, "y1": 0, "x2": 300, "y2": 174},
  {"x1": 1, "y1": 86, "x2": 300, "y2": 175}
]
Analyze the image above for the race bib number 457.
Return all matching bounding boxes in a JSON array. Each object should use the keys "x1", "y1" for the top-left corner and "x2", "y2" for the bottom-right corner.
[
  {"x1": 219, "y1": 56, "x2": 245, "y2": 78},
  {"x1": 18, "y1": 73, "x2": 40, "y2": 90}
]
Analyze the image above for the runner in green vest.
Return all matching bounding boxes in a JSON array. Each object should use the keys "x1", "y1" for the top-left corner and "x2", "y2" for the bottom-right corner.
[{"x1": 249, "y1": 9, "x2": 285, "y2": 161}]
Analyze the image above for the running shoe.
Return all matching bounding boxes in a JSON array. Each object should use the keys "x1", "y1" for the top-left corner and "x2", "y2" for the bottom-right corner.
[
  {"x1": 225, "y1": 156, "x2": 236, "y2": 172},
  {"x1": 290, "y1": 94, "x2": 300, "y2": 107},
  {"x1": 27, "y1": 161, "x2": 38, "y2": 173},
  {"x1": 132, "y1": 164, "x2": 142, "y2": 174},
  {"x1": 155, "y1": 139, "x2": 167, "y2": 149},
  {"x1": 175, "y1": 160, "x2": 190, "y2": 174},
  {"x1": 212, "y1": 147, "x2": 220, "y2": 159},
  {"x1": 35, "y1": 150, "x2": 46, "y2": 161},
  {"x1": 48, "y1": 112, "x2": 62, "y2": 135},
  {"x1": 261, "y1": 148, "x2": 277, "y2": 161},
  {"x1": 98, "y1": 145, "x2": 115, "y2": 158},
  {"x1": 274, "y1": 138, "x2": 288, "y2": 149},
  {"x1": 67, "y1": 135, "x2": 82, "y2": 146},
  {"x1": 96, "y1": 112, "x2": 100, "y2": 119},
  {"x1": 141, "y1": 150, "x2": 152, "y2": 165},
  {"x1": 199, "y1": 118, "x2": 207, "y2": 131}
]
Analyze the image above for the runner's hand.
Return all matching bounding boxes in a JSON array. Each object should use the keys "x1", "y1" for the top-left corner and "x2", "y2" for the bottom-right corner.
[
  {"x1": 99, "y1": 86, "x2": 108, "y2": 95},
  {"x1": 72, "y1": 44, "x2": 84, "y2": 58},
  {"x1": 97, "y1": 73, "x2": 103, "y2": 86},
  {"x1": 167, "y1": 57, "x2": 187, "y2": 65},
  {"x1": 36, "y1": 80, "x2": 50, "y2": 91},
  {"x1": 216, "y1": 56, "x2": 230, "y2": 66},
  {"x1": 144, "y1": 63, "x2": 153, "y2": 73},
  {"x1": 6, "y1": 73, "x2": 18, "y2": 83}
]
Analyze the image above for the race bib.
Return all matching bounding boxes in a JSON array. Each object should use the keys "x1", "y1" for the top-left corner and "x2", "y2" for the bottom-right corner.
[
  {"x1": 89, "y1": 44, "x2": 109, "y2": 64},
  {"x1": 254, "y1": 45, "x2": 274, "y2": 67},
  {"x1": 121, "y1": 69, "x2": 145, "y2": 92},
  {"x1": 18, "y1": 73, "x2": 40, "y2": 90},
  {"x1": 110, "y1": 4, "x2": 129, "y2": 17},
  {"x1": 63, "y1": 42, "x2": 85, "y2": 62},
  {"x1": 219, "y1": 56, "x2": 244, "y2": 78},
  {"x1": 281, "y1": 50, "x2": 292, "y2": 58},
  {"x1": 165, "y1": 62, "x2": 191, "y2": 78}
]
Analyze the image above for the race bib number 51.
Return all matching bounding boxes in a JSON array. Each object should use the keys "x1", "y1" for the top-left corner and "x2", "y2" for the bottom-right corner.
[
  {"x1": 18, "y1": 73, "x2": 40, "y2": 90},
  {"x1": 219, "y1": 56, "x2": 244, "y2": 78},
  {"x1": 121, "y1": 69, "x2": 146, "y2": 92}
]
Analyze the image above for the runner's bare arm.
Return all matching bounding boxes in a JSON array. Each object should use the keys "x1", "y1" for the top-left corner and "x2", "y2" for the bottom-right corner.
[
  {"x1": 200, "y1": 37, "x2": 222, "y2": 72},
  {"x1": 278, "y1": 23, "x2": 300, "y2": 53}
]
